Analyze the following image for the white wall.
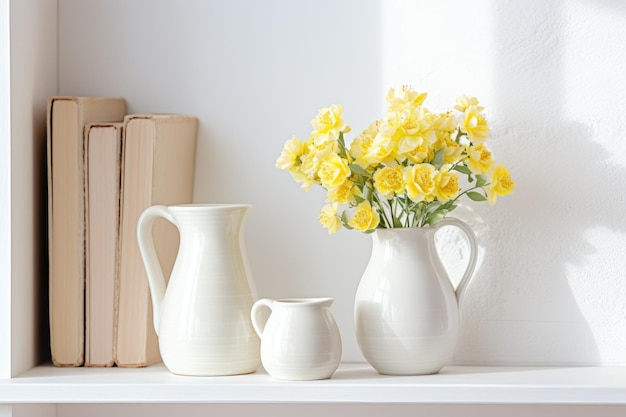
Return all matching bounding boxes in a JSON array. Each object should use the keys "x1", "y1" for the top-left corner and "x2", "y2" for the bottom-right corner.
[
  {"x1": 0, "y1": 0, "x2": 12, "y2": 380},
  {"x1": 58, "y1": 0, "x2": 626, "y2": 366},
  {"x1": 1, "y1": 0, "x2": 57, "y2": 379}
]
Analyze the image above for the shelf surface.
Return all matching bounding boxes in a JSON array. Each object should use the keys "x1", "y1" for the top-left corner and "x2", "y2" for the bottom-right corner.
[{"x1": 2, "y1": 363, "x2": 626, "y2": 404}]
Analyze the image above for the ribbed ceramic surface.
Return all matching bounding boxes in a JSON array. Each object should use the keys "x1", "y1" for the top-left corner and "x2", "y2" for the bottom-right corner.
[
  {"x1": 354, "y1": 221, "x2": 477, "y2": 375},
  {"x1": 138, "y1": 204, "x2": 260, "y2": 376},
  {"x1": 252, "y1": 298, "x2": 342, "y2": 381}
]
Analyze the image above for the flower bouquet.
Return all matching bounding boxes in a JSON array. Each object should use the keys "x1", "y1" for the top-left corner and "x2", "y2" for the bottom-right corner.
[{"x1": 276, "y1": 86, "x2": 514, "y2": 233}]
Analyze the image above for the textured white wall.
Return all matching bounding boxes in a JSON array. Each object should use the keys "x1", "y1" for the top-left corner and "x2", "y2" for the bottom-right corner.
[{"x1": 59, "y1": 0, "x2": 626, "y2": 366}]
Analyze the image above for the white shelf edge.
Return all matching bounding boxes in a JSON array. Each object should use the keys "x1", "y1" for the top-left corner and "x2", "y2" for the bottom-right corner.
[{"x1": 2, "y1": 362, "x2": 626, "y2": 405}]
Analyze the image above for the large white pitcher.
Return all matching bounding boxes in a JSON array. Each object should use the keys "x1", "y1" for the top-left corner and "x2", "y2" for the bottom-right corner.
[
  {"x1": 354, "y1": 218, "x2": 478, "y2": 375},
  {"x1": 137, "y1": 204, "x2": 260, "y2": 376}
]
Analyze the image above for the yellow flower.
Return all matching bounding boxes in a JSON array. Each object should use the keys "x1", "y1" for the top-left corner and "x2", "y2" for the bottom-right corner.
[
  {"x1": 300, "y1": 145, "x2": 321, "y2": 178},
  {"x1": 433, "y1": 111, "x2": 458, "y2": 133},
  {"x1": 454, "y1": 95, "x2": 483, "y2": 113},
  {"x1": 463, "y1": 105, "x2": 489, "y2": 142},
  {"x1": 319, "y1": 203, "x2": 342, "y2": 234},
  {"x1": 289, "y1": 167, "x2": 316, "y2": 191},
  {"x1": 467, "y1": 144, "x2": 495, "y2": 175},
  {"x1": 350, "y1": 121, "x2": 380, "y2": 167},
  {"x1": 373, "y1": 166, "x2": 405, "y2": 199},
  {"x1": 310, "y1": 104, "x2": 351, "y2": 143},
  {"x1": 360, "y1": 132, "x2": 395, "y2": 166},
  {"x1": 395, "y1": 107, "x2": 435, "y2": 156},
  {"x1": 435, "y1": 137, "x2": 464, "y2": 165},
  {"x1": 404, "y1": 164, "x2": 436, "y2": 202},
  {"x1": 486, "y1": 164, "x2": 515, "y2": 205},
  {"x1": 348, "y1": 201, "x2": 380, "y2": 231},
  {"x1": 327, "y1": 178, "x2": 357, "y2": 204},
  {"x1": 433, "y1": 167, "x2": 459, "y2": 202},
  {"x1": 386, "y1": 86, "x2": 427, "y2": 112},
  {"x1": 316, "y1": 150, "x2": 351, "y2": 189},
  {"x1": 405, "y1": 144, "x2": 432, "y2": 164},
  {"x1": 276, "y1": 136, "x2": 307, "y2": 171}
]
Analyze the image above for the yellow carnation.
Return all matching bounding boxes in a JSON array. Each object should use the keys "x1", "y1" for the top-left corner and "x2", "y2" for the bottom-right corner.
[
  {"x1": 404, "y1": 164, "x2": 436, "y2": 202},
  {"x1": 433, "y1": 111, "x2": 458, "y2": 133},
  {"x1": 396, "y1": 107, "x2": 435, "y2": 155},
  {"x1": 467, "y1": 144, "x2": 495, "y2": 175},
  {"x1": 348, "y1": 201, "x2": 380, "y2": 231},
  {"x1": 350, "y1": 121, "x2": 380, "y2": 167},
  {"x1": 316, "y1": 150, "x2": 351, "y2": 189},
  {"x1": 405, "y1": 144, "x2": 432, "y2": 164},
  {"x1": 327, "y1": 178, "x2": 357, "y2": 204},
  {"x1": 360, "y1": 133, "x2": 395, "y2": 166},
  {"x1": 486, "y1": 164, "x2": 515, "y2": 205},
  {"x1": 386, "y1": 86, "x2": 427, "y2": 112},
  {"x1": 433, "y1": 167, "x2": 459, "y2": 202},
  {"x1": 434, "y1": 137, "x2": 464, "y2": 165},
  {"x1": 276, "y1": 136, "x2": 307, "y2": 171},
  {"x1": 288, "y1": 167, "x2": 316, "y2": 191},
  {"x1": 454, "y1": 95, "x2": 483, "y2": 113},
  {"x1": 319, "y1": 203, "x2": 342, "y2": 234},
  {"x1": 373, "y1": 166, "x2": 405, "y2": 199},
  {"x1": 463, "y1": 105, "x2": 489, "y2": 142},
  {"x1": 310, "y1": 104, "x2": 350, "y2": 143}
]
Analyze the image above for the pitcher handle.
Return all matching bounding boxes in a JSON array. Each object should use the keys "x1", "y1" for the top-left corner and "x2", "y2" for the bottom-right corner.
[
  {"x1": 250, "y1": 298, "x2": 274, "y2": 339},
  {"x1": 434, "y1": 218, "x2": 478, "y2": 306},
  {"x1": 137, "y1": 205, "x2": 177, "y2": 336}
]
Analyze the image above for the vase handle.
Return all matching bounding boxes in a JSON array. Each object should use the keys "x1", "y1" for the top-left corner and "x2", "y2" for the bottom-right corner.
[
  {"x1": 136, "y1": 205, "x2": 178, "y2": 336},
  {"x1": 250, "y1": 298, "x2": 274, "y2": 339},
  {"x1": 434, "y1": 218, "x2": 478, "y2": 306}
]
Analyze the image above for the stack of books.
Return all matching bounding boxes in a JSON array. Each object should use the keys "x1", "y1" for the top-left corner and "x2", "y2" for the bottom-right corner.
[{"x1": 47, "y1": 97, "x2": 198, "y2": 367}]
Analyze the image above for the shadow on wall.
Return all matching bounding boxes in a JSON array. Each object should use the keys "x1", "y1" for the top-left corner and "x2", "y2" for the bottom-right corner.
[{"x1": 455, "y1": 0, "x2": 626, "y2": 365}]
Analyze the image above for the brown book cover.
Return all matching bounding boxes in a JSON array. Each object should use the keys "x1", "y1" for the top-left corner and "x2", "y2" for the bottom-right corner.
[
  {"x1": 84, "y1": 122, "x2": 124, "y2": 367},
  {"x1": 47, "y1": 97, "x2": 127, "y2": 367},
  {"x1": 116, "y1": 114, "x2": 198, "y2": 367}
]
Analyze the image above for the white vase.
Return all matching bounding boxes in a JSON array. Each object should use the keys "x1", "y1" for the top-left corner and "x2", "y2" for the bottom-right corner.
[
  {"x1": 354, "y1": 218, "x2": 478, "y2": 375},
  {"x1": 251, "y1": 298, "x2": 342, "y2": 381},
  {"x1": 136, "y1": 204, "x2": 260, "y2": 376}
]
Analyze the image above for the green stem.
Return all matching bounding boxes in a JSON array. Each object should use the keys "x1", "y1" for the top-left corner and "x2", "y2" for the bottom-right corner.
[
  {"x1": 451, "y1": 182, "x2": 492, "y2": 204},
  {"x1": 373, "y1": 191, "x2": 393, "y2": 228}
]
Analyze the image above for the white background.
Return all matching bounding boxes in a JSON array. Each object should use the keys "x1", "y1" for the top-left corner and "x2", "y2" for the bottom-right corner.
[{"x1": 58, "y1": 0, "x2": 626, "y2": 366}]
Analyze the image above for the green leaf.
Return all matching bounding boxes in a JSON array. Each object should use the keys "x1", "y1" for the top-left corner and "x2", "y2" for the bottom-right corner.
[
  {"x1": 431, "y1": 148, "x2": 445, "y2": 168},
  {"x1": 475, "y1": 174, "x2": 488, "y2": 188},
  {"x1": 340, "y1": 211, "x2": 354, "y2": 229},
  {"x1": 425, "y1": 212, "x2": 445, "y2": 226},
  {"x1": 452, "y1": 165, "x2": 471, "y2": 175},
  {"x1": 439, "y1": 200, "x2": 455, "y2": 210},
  {"x1": 467, "y1": 191, "x2": 487, "y2": 201},
  {"x1": 354, "y1": 194, "x2": 366, "y2": 204},
  {"x1": 349, "y1": 164, "x2": 369, "y2": 178},
  {"x1": 424, "y1": 201, "x2": 441, "y2": 214}
]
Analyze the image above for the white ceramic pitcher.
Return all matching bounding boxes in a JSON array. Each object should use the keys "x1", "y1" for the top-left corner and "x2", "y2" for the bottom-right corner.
[
  {"x1": 251, "y1": 298, "x2": 342, "y2": 380},
  {"x1": 137, "y1": 204, "x2": 260, "y2": 376},
  {"x1": 354, "y1": 218, "x2": 478, "y2": 375}
]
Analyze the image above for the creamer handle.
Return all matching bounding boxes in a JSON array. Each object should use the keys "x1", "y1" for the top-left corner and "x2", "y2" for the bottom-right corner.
[
  {"x1": 434, "y1": 218, "x2": 478, "y2": 306},
  {"x1": 137, "y1": 205, "x2": 177, "y2": 336},
  {"x1": 250, "y1": 298, "x2": 274, "y2": 339}
]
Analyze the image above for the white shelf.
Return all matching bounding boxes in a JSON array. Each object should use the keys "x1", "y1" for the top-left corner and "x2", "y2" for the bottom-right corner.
[{"x1": 2, "y1": 363, "x2": 626, "y2": 405}]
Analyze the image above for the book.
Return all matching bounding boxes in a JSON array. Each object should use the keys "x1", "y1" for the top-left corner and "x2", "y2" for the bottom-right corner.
[
  {"x1": 47, "y1": 97, "x2": 127, "y2": 367},
  {"x1": 84, "y1": 122, "x2": 124, "y2": 367},
  {"x1": 116, "y1": 114, "x2": 198, "y2": 367}
]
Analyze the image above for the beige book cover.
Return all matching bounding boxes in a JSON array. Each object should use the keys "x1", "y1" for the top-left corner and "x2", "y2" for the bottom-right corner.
[
  {"x1": 84, "y1": 122, "x2": 124, "y2": 367},
  {"x1": 116, "y1": 114, "x2": 198, "y2": 367},
  {"x1": 47, "y1": 97, "x2": 127, "y2": 367}
]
